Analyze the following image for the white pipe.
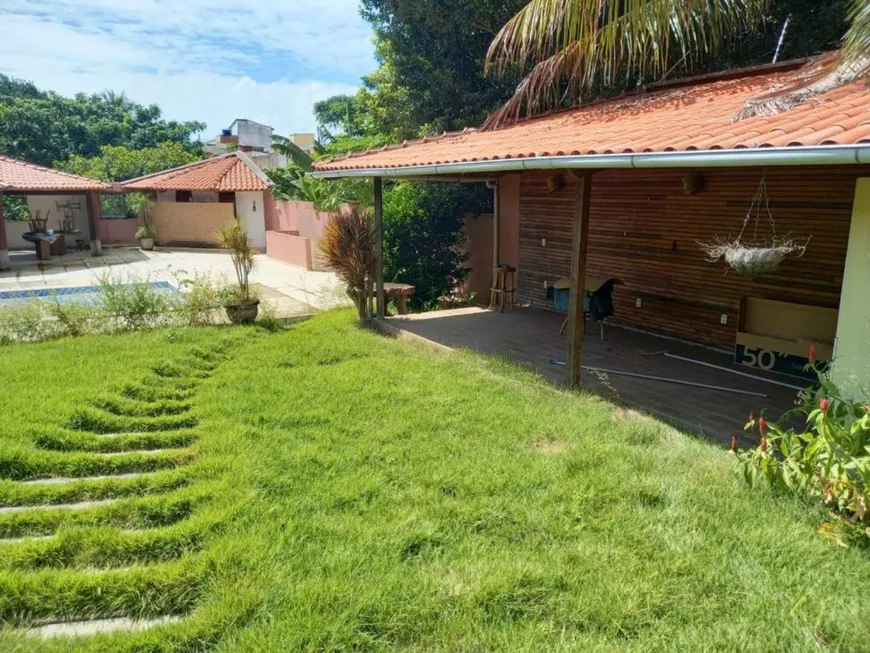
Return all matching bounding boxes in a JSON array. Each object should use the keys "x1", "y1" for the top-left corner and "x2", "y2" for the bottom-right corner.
[
  {"x1": 548, "y1": 360, "x2": 768, "y2": 397},
  {"x1": 311, "y1": 145, "x2": 870, "y2": 179},
  {"x1": 662, "y1": 353, "x2": 804, "y2": 390}
]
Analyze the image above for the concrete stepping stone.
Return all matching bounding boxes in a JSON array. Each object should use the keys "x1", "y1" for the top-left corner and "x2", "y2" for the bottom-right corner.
[
  {"x1": 25, "y1": 615, "x2": 182, "y2": 638},
  {"x1": 93, "y1": 448, "x2": 187, "y2": 457},
  {"x1": 0, "y1": 534, "x2": 53, "y2": 544},
  {"x1": 0, "y1": 498, "x2": 117, "y2": 515},
  {"x1": 20, "y1": 473, "x2": 149, "y2": 486}
]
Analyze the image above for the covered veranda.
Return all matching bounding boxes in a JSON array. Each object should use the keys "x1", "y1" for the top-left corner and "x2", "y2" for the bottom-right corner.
[
  {"x1": 311, "y1": 58, "x2": 870, "y2": 443},
  {"x1": 381, "y1": 306, "x2": 801, "y2": 445},
  {"x1": 0, "y1": 155, "x2": 112, "y2": 272}
]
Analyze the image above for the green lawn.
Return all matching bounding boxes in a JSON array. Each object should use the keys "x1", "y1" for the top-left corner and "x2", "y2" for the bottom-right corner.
[{"x1": 1, "y1": 310, "x2": 869, "y2": 652}]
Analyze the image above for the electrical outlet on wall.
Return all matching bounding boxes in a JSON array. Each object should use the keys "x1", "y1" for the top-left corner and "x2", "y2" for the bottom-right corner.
[
  {"x1": 720, "y1": 314, "x2": 728, "y2": 325},
  {"x1": 635, "y1": 298, "x2": 642, "y2": 308},
  {"x1": 541, "y1": 238, "x2": 547, "y2": 247}
]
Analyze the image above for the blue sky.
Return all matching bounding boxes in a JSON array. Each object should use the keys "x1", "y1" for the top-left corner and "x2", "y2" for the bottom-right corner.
[{"x1": 0, "y1": 0, "x2": 377, "y2": 138}]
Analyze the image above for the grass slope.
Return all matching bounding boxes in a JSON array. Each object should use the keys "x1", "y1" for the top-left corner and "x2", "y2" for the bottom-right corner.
[{"x1": 0, "y1": 311, "x2": 868, "y2": 651}]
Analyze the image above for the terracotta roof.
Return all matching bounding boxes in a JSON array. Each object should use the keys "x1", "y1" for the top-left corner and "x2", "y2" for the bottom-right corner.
[
  {"x1": 121, "y1": 152, "x2": 272, "y2": 192},
  {"x1": 314, "y1": 57, "x2": 870, "y2": 173},
  {"x1": 0, "y1": 155, "x2": 112, "y2": 192}
]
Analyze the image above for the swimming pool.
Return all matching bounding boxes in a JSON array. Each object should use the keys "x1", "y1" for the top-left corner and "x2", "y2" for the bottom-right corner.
[{"x1": 0, "y1": 282, "x2": 178, "y2": 308}]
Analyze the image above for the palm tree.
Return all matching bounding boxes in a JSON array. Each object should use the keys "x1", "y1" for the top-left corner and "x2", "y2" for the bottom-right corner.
[
  {"x1": 484, "y1": 0, "x2": 870, "y2": 128},
  {"x1": 271, "y1": 135, "x2": 316, "y2": 171}
]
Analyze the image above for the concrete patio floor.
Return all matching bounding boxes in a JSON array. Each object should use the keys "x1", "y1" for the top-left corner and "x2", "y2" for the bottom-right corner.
[
  {"x1": 387, "y1": 307, "x2": 806, "y2": 446},
  {"x1": 0, "y1": 247, "x2": 348, "y2": 318}
]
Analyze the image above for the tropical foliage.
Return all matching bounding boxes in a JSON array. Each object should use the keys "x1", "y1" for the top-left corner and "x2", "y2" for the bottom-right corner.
[
  {"x1": 738, "y1": 370, "x2": 870, "y2": 543},
  {"x1": 56, "y1": 142, "x2": 199, "y2": 183},
  {"x1": 484, "y1": 0, "x2": 866, "y2": 126},
  {"x1": 0, "y1": 76, "x2": 204, "y2": 166},
  {"x1": 319, "y1": 208, "x2": 376, "y2": 321},
  {"x1": 215, "y1": 220, "x2": 257, "y2": 305}
]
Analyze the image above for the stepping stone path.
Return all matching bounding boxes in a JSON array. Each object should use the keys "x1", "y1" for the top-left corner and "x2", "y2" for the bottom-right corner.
[
  {"x1": 26, "y1": 616, "x2": 183, "y2": 638},
  {"x1": 0, "y1": 345, "x2": 231, "y2": 643}
]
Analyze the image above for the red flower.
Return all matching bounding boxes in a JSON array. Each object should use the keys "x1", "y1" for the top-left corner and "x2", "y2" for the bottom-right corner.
[
  {"x1": 760, "y1": 438, "x2": 768, "y2": 453},
  {"x1": 758, "y1": 416, "x2": 767, "y2": 437},
  {"x1": 820, "y1": 398, "x2": 829, "y2": 412},
  {"x1": 731, "y1": 435, "x2": 739, "y2": 453},
  {"x1": 808, "y1": 344, "x2": 816, "y2": 364}
]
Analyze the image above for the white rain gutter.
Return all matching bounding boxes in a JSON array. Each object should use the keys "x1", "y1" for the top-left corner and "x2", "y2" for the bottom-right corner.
[{"x1": 311, "y1": 144, "x2": 870, "y2": 179}]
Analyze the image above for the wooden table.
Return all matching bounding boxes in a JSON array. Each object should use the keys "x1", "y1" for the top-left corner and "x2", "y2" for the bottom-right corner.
[{"x1": 383, "y1": 283, "x2": 415, "y2": 315}]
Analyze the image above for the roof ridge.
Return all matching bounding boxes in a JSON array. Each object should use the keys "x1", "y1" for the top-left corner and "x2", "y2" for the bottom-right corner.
[{"x1": 119, "y1": 152, "x2": 237, "y2": 186}]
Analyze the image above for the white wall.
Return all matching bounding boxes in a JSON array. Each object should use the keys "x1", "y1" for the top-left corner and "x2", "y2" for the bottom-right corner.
[
  {"x1": 833, "y1": 178, "x2": 870, "y2": 395},
  {"x1": 235, "y1": 191, "x2": 266, "y2": 250}
]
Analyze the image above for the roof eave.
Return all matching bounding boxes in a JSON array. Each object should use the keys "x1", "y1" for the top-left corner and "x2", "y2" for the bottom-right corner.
[{"x1": 311, "y1": 144, "x2": 870, "y2": 179}]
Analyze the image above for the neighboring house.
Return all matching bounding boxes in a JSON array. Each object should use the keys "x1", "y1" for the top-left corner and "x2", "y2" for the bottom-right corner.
[
  {"x1": 0, "y1": 155, "x2": 112, "y2": 269},
  {"x1": 121, "y1": 152, "x2": 272, "y2": 250},
  {"x1": 313, "y1": 56, "x2": 870, "y2": 393},
  {"x1": 204, "y1": 118, "x2": 316, "y2": 171}
]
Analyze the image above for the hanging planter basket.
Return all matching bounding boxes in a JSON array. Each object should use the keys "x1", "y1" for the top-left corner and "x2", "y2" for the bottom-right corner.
[
  {"x1": 701, "y1": 239, "x2": 807, "y2": 277},
  {"x1": 699, "y1": 175, "x2": 810, "y2": 277}
]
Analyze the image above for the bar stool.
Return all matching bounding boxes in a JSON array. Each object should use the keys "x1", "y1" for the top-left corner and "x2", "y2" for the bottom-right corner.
[{"x1": 489, "y1": 265, "x2": 516, "y2": 312}]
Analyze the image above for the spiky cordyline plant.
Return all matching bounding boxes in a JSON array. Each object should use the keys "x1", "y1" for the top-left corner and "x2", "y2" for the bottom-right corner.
[
  {"x1": 319, "y1": 208, "x2": 376, "y2": 322},
  {"x1": 216, "y1": 219, "x2": 256, "y2": 304},
  {"x1": 484, "y1": 0, "x2": 870, "y2": 129}
]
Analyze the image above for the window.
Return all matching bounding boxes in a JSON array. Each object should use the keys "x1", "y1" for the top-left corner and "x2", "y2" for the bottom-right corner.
[
  {"x1": 176, "y1": 191, "x2": 193, "y2": 203},
  {"x1": 218, "y1": 192, "x2": 235, "y2": 204},
  {"x1": 100, "y1": 194, "x2": 129, "y2": 219}
]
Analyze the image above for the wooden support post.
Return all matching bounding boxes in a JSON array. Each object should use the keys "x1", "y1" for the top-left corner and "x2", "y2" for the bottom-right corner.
[
  {"x1": 491, "y1": 180, "x2": 500, "y2": 267},
  {"x1": 374, "y1": 176, "x2": 385, "y2": 318},
  {"x1": 84, "y1": 191, "x2": 102, "y2": 256},
  {"x1": 0, "y1": 192, "x2": 9, "y2": 271},
  {"x1": 567, "y1": 171, "x2": 594, "y2": 386}
]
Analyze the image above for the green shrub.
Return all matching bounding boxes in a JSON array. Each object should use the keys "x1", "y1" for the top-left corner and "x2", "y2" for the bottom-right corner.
[
  {"x1": 45, "y1": 299, "x2": 104, "y2": 337},
  {"x1": 95, "y1": 272, "x2": 170, "y2": 330},
  {"x1": 0, "y1": 303, "x2": 57, "y2": 344},
  {"x1": 737, "y1": 363, "x2": 870, "y2": 541}
]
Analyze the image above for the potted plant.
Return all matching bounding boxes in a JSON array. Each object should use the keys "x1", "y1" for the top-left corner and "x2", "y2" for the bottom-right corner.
[
  {"x1": 132, "y1": 196, "x2": 157, "y2": 251},
  {"x1": 216, "y1": 219, "x2": 259, "y2": 324},
  {"x1": 135, "y1": 223, "x2": 157, "y2": 251}
]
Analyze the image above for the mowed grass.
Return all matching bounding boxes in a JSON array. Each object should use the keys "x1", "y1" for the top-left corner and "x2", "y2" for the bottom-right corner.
[{"x1": 1, "y1": 310, "x2": 869, "y2": 651}]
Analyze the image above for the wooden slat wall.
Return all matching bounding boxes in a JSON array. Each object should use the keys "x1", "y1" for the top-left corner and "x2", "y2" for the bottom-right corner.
[{"x1": 517, "y1": 166, "x2": 864, "y2": 347}]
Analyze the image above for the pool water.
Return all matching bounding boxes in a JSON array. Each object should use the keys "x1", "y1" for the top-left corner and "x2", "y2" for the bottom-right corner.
[{"x1": 0, "y1": 282, "x2": 178, "y2": 308}]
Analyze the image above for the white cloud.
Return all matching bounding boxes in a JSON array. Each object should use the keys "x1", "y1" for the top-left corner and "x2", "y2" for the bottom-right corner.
[{"x1": 0, "y1": 0, "x2": 375, "y2": 136}]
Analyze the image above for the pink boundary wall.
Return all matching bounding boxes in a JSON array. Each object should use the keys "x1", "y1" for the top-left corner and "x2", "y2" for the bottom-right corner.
[
  {"x1": 263, "y1": 197, "x2": 335, "y2": 270},
  {"x1": 99, "y1": 218, "x2": 141, "y2": 246},
  {"x1": 264, "y1": 197, "x2": 332, "y2": 239},
  {"x1": 266, "y1": 231, "x2": 314, "y2": 270}
]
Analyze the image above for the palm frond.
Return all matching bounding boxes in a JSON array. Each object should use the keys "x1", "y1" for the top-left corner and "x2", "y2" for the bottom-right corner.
[
  {"x1": 272, "y1": 135, "x2": 314, "y2": 170},
  {"x1": 485, "y1": 0, "x2": 766, "y2": 128}
]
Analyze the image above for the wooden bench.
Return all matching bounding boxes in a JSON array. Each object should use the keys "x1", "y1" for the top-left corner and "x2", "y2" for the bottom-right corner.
[{"x1": 383, "y1": 283, "x2": 415, "y2": 315}]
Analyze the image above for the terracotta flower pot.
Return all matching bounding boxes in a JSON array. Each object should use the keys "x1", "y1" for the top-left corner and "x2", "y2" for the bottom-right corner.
[{"x1": 224, "y1": 299, "x2": 260, "y2": 325}]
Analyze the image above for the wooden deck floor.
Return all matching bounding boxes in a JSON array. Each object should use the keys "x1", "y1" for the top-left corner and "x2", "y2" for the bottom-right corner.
[{"x1": 386, "y1": 307, "x2": 805, "y2": 447}]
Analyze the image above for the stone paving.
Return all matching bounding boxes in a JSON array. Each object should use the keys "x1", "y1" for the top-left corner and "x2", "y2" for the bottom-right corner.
[{"x1": 1, "y1": 247, "x2": 349, "y2": 317}]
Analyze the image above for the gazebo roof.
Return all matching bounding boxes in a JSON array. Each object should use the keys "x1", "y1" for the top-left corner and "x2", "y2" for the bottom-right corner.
[{"x1": 0, "y1": 155, "x2": 111, "y2": 192}]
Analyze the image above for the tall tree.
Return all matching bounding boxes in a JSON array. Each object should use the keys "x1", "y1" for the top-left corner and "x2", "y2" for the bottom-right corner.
[
  {"x1": 0, "y1": 75, "x2": 205, "y2": 166},
  {"x1": 359, "y1": 0, "x2": 529, "y2": 132},
  {"x1": 55, "y1": 142, "x2": 200, "y2": 183}
]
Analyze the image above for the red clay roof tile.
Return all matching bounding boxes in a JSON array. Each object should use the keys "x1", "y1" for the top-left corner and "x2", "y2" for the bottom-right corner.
[
  {"x1": 121, "y1": 152, "x2": 271, "y2": 192},
  {"x1": 314, "y1": 57, "x2": 870, "y2": 173},
  {"x1": 0, "y1": 156, "x2": 111, "y2": 192}
]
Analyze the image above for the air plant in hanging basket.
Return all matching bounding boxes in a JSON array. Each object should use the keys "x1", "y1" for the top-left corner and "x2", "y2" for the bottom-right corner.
[
  {"x1": 698, "y1": 175, "x2": 810, "y2": 277},
  {"x1": 699, "y1": 237, "x2": 808, "y2": 277}
]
